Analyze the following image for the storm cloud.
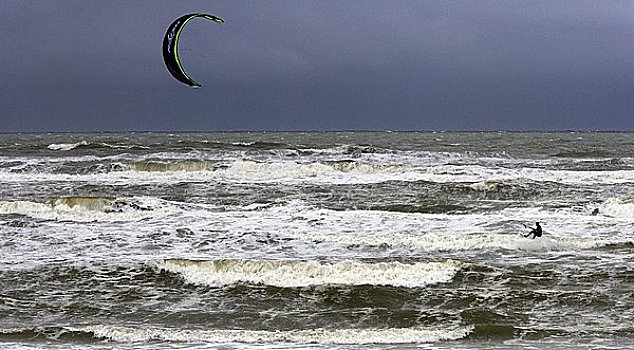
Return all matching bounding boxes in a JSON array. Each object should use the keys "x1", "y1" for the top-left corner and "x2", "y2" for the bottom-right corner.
[{"x1": 1, "y1": 1, "x2": 633, "y2": 131}]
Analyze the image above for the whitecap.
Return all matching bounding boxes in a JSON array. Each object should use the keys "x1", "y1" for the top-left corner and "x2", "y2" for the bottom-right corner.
[
  {"x1": 47, "y1": 141, "x2": 89, "y2": 151},
  {"x1": 77, "y1": 324, "x2": 473, "y2": 344},
  {"x1": 599, "y1": 198, "x2": 634, "y2": 219},
  {"x1": 152, "y1": 258, "x2": 464, "y2": 288}
]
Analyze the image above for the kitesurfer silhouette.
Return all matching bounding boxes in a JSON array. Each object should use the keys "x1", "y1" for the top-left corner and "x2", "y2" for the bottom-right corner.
[{"x1": 524, "y1": 222, "x2": 542, "y2": 239}]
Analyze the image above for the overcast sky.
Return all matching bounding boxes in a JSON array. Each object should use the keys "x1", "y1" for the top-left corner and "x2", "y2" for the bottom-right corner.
[{"x1": 1, "y1": 1, "x2": 633, "y2": 131}]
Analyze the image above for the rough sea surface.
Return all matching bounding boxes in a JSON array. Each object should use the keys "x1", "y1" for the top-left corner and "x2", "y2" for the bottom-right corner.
[{"x1": 0, "y1": 132, "x2": 633, "y2": 349}]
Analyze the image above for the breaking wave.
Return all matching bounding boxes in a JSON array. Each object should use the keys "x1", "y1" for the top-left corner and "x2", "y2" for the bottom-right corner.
[
  {"x1": 47, "y1": 141, "x2": 149, "y2": 151},
  {"x1": 600, "y1": 198, "x2": 634, "y2": 219},
  {"x1": 0, "y1": 197, "x2": 163, "y2": 222},
  {"x1": 0, "y1": 324, "x2": 473, "y2": 345},
  {"x1": 125, "y1": 160, "x2": 223, "y2": 172},
  {"x1": 280, "y1": 230, "x2": 628, "y2": 253},
  {"x1": 152, "y1": 258, "x2": 463, "y2": 288}
]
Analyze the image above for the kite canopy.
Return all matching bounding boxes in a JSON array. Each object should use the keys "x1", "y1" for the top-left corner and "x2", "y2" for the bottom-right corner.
[{"x1": 162, "y1": 13, "x2": 224, "y2": 88}]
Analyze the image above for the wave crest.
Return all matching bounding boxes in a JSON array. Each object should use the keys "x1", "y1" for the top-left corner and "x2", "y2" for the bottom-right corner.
[
  {"x1": 75, "y1": 324, "x2": 473, "y2": 344},
  {"x1": 0, "y1": 197, "x2": 160, "y2": 222},
  {"x1": 47, "y1": 141, "x2": 148, "y2": 151},
  {"x1": 127, "y1": 160, "x2": 221, "y2": 172},
  {"x1": 600, "y1": 198, "x2": 634, "y2": 219},
  {"x1": 152, "y1": 258, "x2": 463, "y2": 288}
]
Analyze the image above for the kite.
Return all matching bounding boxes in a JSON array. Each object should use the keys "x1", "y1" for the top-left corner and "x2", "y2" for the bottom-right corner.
[{"x1": 162, "y1": 13, "x2": 224, "y2": 88}]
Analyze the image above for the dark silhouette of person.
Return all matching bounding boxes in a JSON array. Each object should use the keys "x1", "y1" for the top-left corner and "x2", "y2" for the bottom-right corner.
[{"x1": 524, "y1": 222, "x2": 542, "y2": 239}]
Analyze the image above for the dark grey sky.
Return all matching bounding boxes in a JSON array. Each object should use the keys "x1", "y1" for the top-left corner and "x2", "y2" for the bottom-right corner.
[{"x1": 1, "y1": 1, "x2": 633, "y2": 131}]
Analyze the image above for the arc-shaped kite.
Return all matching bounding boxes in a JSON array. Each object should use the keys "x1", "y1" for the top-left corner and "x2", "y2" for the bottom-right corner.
[{"x1": 162, "y1": 13, "x2": 224, "y2": 88}]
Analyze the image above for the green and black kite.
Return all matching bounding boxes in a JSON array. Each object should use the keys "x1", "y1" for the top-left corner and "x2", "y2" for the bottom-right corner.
[{"x1": 162, "y1": 13, "x2": 224, "y2": 88}]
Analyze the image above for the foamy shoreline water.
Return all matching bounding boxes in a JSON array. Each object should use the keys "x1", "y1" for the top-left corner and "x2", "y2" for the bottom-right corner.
[{"x1": 1, "y1": 132, "x2": 634, "y2": 349}]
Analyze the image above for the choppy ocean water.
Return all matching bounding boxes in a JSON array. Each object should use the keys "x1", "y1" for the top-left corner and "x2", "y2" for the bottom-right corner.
[{"x1": 0, "y1": 131, "x2": 633, "y2": 349}]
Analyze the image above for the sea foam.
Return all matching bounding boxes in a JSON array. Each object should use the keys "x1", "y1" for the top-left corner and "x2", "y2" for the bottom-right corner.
[
  {"x1": 152, "y1": 258, "x2": 463, "y2": 288},
  {"x1": 600, "y1": 198, "x2": 634, "y2": 219},
  {"x1": 77, "y1": 324, "x2": 473, "y2": 344},
  {"x1": 1, "y1": 158, "x2": 633, "y2": 187},
  {"x1": 0, "y1": 197, "x2": 169, "y2": 222},
  {"x1": 47, "y1": 141, "x2": 90, "y2": 151}
]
